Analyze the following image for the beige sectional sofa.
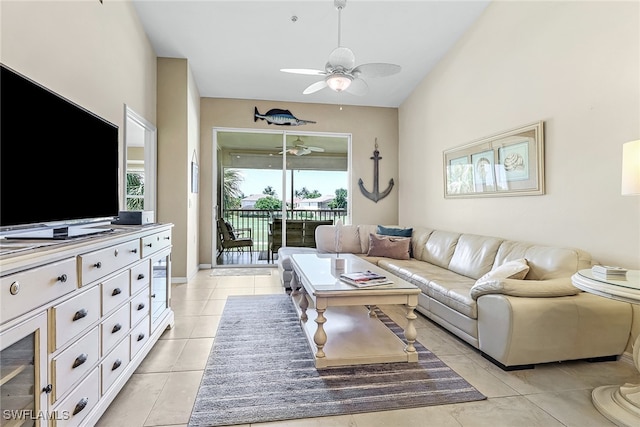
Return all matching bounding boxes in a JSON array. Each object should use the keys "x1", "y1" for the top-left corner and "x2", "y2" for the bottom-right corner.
[{"x1": 277, "y1": 224, "x2": 633, "y2": 370}]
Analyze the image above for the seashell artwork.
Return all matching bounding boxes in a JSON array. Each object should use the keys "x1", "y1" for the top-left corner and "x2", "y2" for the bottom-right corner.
[{"x1": 503, "y1": 153, "x2": 525, "y2": 171}]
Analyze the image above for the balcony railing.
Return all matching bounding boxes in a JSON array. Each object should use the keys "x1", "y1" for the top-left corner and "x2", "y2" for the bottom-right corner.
[{"x1": 221, "y1": 209, "x2": 347, "y2": 253}]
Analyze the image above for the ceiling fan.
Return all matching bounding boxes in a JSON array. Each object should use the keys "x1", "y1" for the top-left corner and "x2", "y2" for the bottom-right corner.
[
  {"x1": 281, "y1": 0, "x2": 401, "y2": 96},
  {"x1": 278, "y1": 137, "x2": 325, "y2": 156}
]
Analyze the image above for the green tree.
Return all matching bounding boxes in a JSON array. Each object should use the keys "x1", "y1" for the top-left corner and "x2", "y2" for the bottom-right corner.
[
  {"x1": 255, "y1": 196, "x2": 282, "y2": 211},
  {"x1": 263, "y1": 186, "x2": 277, "y2": 196},
  {"x1": 295, "y1": 187, "x2": 321, "y2": 199},
  {"x1": 223, "y1": 169, "x2": 244, "y2": 209},
  {"x1": 126, "y1": 172, "x2": 144, "y2": 210},
  {"x1": 328, "y1": 188, "x2": 347, "y2": 209}
]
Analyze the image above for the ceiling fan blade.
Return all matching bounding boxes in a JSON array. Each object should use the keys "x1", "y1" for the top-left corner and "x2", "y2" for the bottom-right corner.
[
  {"x1": 303, "y1": 80, "x2": 328, "y2": 94},
  {"x1": 327, "y1": 47, "x2": 355, "y2": 71},
  {"x1": 352, "y1": 63, "x2": 401, "y2": 78},
  {"x1": 297, "y1": 148, "x2": 311, "y2": 156},
  {"x1": 308, "y1": 146, "x2": 325, "y2": 152},
  {"x1": 345, "y1": 77, "x2": 368, "y2": 96},
  {"x1": 280, "y1": 68, "x2": 327, "y2": 76}
]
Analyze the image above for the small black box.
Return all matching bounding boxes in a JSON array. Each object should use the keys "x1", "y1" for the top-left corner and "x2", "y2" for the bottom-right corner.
[{"x1": 113, "y1": 210, "x2": 155, "y2": 225}]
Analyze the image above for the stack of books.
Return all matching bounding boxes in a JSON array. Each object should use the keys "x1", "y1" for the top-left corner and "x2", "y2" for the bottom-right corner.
[
  {"x1": 339, "y1": 270, "x2": 393, "y2": 287},
  {"x1": 591, "y1": 265, "x2": 628, "y2": 279}
]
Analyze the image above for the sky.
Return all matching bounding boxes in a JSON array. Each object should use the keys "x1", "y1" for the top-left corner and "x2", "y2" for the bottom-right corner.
[{"x1": 234, "y1": 168, "x2": 348, "y2": 198}]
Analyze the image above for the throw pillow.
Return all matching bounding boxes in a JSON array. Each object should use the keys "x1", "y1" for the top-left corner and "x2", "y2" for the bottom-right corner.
[
  {"x1": 475, "y1": 258, "x2": 529, "y2": 284},
  {"x1": 377, "y1": 225, "x2": 413, "y2": 237},
  {"x1": 377, "y1": 225, "x2": 413, "y2": 257},
  {"x1": 224, "y1": 221, "x2": 237, "y2": 240},
  {"x1": 367, "y1": 233, "x2": 411, "y2": 260}
]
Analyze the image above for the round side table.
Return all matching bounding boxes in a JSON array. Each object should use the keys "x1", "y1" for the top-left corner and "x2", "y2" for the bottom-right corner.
[{"x1": 572, "y1": 269, "x2": 640, "y2": 427}]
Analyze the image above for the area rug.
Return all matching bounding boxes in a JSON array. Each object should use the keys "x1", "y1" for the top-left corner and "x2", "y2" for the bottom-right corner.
[
  {"x1": 209, "y1": 267, "x2": 271, "y2": 276},
  {"x1": 189, "y1": 295, "x2": 485, "y2": 426}
]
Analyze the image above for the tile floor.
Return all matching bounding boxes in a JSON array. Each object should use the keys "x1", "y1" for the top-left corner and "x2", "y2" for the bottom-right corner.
[{"x1": 96, "y1": 268, "x2": 640, "y2": 427}]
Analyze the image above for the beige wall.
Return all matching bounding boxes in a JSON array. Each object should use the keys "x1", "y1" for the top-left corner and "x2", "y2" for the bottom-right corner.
[
  {"x1": 199, "y1": 99, "x2": 399, "y2": 264},
  {"x1": 1, "y1": 0, "x2": 157, "y2": 203},
  {"x1": 157, "y1": 58, "x2": 201, "y2": 281},
  {"x1": 399, "y1": 1, "x2": 640, "y2": 352}
]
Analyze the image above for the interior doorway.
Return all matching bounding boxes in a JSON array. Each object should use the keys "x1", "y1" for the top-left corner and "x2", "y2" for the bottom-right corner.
[{"x1": 213, "y1": 128, "x2": 350, "y2": 267}]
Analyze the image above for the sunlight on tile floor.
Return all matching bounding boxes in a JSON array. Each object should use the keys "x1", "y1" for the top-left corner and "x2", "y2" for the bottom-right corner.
[{"x1": 97, "y1": 268, "x2": 640, "y2": 427}]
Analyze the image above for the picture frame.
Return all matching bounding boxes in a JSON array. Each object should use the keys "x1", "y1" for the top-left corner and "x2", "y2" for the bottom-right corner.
[
  {"x1": 443, "y1": 121, "x2": 544, "y2": 198},
  {"x1": 191, "y1": 161, "x2": 199, "y2": 193}
]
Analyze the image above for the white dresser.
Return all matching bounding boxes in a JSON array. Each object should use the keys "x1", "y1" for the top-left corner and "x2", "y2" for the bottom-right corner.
[{"x1": 0, "y1": 224, "x2": 174, "y2": 426}]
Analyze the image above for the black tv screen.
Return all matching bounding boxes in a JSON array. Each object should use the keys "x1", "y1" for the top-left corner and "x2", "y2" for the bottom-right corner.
[{"x1": 1, "y1": 65, "x2": 119, "y2": 230}]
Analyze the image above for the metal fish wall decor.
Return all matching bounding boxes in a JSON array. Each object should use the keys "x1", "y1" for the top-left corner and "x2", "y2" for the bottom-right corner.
[{"x1": 254, "y1": 107, "x2": 316, "y2": 126}]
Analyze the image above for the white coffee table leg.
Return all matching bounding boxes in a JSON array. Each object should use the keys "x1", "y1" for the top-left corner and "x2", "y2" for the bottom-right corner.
[
  {"x1": 314, "y1": 307, "x2": 327, "y2": 359},
  {"x1": 299, "y1": 286, "x2": 308, "y2": 322},
  {"x1": 404, "y1": 303, "x2": 418, "y2": 361}
]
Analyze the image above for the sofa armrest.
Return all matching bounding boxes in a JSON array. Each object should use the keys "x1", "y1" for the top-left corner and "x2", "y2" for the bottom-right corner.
[{"x1": 470, "y1": 277, "x2": 580, "y2": 300}]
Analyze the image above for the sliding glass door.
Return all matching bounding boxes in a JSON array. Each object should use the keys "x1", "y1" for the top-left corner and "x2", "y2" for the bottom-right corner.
[{"x1": 214, "y1": 128, "x2": 350, "y2": 267}]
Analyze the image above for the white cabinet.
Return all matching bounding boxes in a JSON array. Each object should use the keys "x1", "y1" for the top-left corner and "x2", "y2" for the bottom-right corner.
[{"x1": 0, "y1": 224, "x2": 174, "y2": 426}]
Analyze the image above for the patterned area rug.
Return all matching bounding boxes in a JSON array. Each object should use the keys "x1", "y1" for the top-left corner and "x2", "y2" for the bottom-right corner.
[
  {"x1": 188, "y1": 295, "x2": 485, "y2": 427},
  {"x1": 209, "y1": 268, "x2": 272, "y2": 276}
]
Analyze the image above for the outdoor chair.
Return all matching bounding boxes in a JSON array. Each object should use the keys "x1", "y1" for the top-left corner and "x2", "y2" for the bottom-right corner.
[{"x1": 217, "y1": 218, "x2": 253, "y2": 258}]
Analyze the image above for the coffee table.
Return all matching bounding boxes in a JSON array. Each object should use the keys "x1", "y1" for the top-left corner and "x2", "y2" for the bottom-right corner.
[{"x1": 290, "y1": 253, "x2": 421, "y2": 368}]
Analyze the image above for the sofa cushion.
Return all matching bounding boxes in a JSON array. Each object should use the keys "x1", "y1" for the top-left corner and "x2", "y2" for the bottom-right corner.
[
  {"x1": 470, "y1": 277, "x2": 581, "y2": 300},
  {"x1": 448, "y1": 234, "x2": 503, "y2": 279},
  {"x1": 420, "y1": 230, "x2": 460, "y2": 268},
  {"x1": 367, "y1": 234, "x2": 410, "y2": 260},
  {"x1": 475, "y1": 258, "x2": 529, "y2": 284},
  {"x1": 315, "y1": 225, "x2": 361, "y2": 254}
]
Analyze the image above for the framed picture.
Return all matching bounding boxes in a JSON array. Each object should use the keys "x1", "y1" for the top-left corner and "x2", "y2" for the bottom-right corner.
[
  {"x1": 443, "y1": 121, "x2": 544, "y2": 198},
  {"x1": 191, "y1": 161, "x2": 199, "y2": 193}
]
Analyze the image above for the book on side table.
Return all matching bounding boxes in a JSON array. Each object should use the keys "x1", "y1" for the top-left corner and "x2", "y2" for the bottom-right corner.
[
  {"x1": 339, "y1": 271, "x2": 394, "y2": 287},
  {"x1": 591, "y1": 265, "x2": 628, "y2": 279}
]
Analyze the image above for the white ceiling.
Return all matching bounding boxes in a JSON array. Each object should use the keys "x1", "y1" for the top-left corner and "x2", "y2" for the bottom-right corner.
[{"x1": 132, "y1": 0, "x2": 490, "y2": 108}]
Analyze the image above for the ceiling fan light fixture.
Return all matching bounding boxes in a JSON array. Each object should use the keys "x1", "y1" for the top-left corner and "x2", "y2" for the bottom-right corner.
[{"x1": 326, "y1": 73, "x2": 352, "y2": 92}]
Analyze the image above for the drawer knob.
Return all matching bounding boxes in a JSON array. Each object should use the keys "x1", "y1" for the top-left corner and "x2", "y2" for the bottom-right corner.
[
  {"x1": 94, "y1": 261, "x2": 102, "y2": 269},
  {"x1": 114, "y1": 249, "x2": 119, "y2": 257},
  {"x1": 164, "y1": 236, "x2": 170, "y2": 240},
  {"x1": 112, "y1": 323, "x2": 122, "y2": 334},
  {"x1": 112, "y1": 288, "x2": 122, "y2": 296},
  {"x1": 72, "y1": 353, "x2": 88, "y2": 369},
  {"x1": 130, "y1": 248, "x2": 138, "y2": 254},
  {"x1": 72, "y1": 397, "x2": 89, "y2": 416},
  {"x1": 112, "y1": 359, "x2": 122, "y2": 371},
  {"x1": 145, "y1": 243, "x2": 153, "y2": 248},
  {"x1": 73, "y1": 309, "x2": 88, "y2": 321},
  {"x1": 42, "y1": 384, "x2": 53, "y2": 394},
  {"x1": 57, "y1": 274, "x2": 68, "y2": 283},
  {"x1": 9, "y1": 281, "x2": 20, "y2": 295},
  {"x1": 151, "y1": 293, "x2": 156, "y2": 298},
  {"x1": 137, "y1": 303, "x2": 145, "y2": 311},
  {"x1": 137, "y1": 333, "x2": 145, "y2": 342},
  {"x1": 137, "y1": 273, "x2": 145, "y2": 280}
]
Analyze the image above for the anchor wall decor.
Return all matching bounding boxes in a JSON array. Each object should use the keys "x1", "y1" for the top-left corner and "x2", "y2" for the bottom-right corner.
[{"x1": 358, "y1": 139, "x2": 394, "y2": 203}]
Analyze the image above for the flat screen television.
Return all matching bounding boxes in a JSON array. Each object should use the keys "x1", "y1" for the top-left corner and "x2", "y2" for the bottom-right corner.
[{"x1": 1, "y1": 64, "x2": 119, "y2": 238}]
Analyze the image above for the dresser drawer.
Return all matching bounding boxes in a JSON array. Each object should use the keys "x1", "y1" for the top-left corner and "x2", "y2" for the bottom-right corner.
[
  {"x1": 141, "y1": 229, "x2": 172, "y2": 258},
  {"x1": 52, "y1": 285, "x2": 100, "y2": 350},
  {"x1": 101, "y1": 303, "x2": 130, "y2": 356},
  {"x1": 130, "y1": 259, "x2": 150, "y2": 295},
  {"x1": 130, "y1": 315, "x2": 150, "y2": 358},
  {"x1": 78, "y1": 239, "x2": 140, "y2": 286},
  {"x1": 101, "y1": 270, "x2": 130, "y2": 316},
  {"x1": 101, "y1": 337, "x2": 130, "y2": 395},
  {"x1": 130, "y1": 288, "x2": 150, "y2": 327},
  {"x1": 53, "y1": 367, "x2": 100, "y2": 427},
  {"x1": 1, "y1": 257, "x2": 77, "y2": 324},
  {"x1": 52, "y1": 327, "x2": 99, "y2": 403}
]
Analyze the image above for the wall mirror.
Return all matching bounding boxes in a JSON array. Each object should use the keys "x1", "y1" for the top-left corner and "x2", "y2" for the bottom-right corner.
[{"x1": 124, "y1": 105, "x2": 157, "y2": 213}]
